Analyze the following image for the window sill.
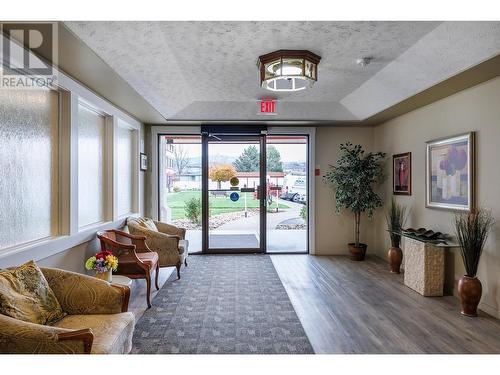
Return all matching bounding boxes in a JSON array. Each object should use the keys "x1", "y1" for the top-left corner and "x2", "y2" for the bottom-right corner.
[{"x1": 0, "y1": 216, "x2": 137, "y2": 268}]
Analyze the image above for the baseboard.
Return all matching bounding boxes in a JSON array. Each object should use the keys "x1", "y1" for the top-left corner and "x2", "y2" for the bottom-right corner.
[{"x1": 478, "y1": 301, "x2": 500, "y2": 319}]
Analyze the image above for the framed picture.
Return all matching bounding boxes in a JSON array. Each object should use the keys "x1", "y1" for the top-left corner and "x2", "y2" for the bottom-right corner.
[
  {"x1": 393, "y1": 152, "x2": 411, "y2": 195},
  {"x1": 140, "y1": 153, "x2": 148, "y2": 171},
  {"x1": 426, "y1": 132, "x2": 475, "y2": 211}
]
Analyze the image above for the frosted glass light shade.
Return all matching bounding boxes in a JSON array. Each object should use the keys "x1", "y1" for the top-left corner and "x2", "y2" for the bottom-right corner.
[
  {"x1": 78, "y1": 104, "x2": 106, "y2": 227},
  {"x1": 0, "y1": 89, "x2": 59, "y2": 248},
  {"x1": 116, "y1": 124, "x2": 135, "y2": 216}
]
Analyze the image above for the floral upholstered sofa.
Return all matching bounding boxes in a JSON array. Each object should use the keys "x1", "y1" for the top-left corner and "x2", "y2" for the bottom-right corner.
[{"x1": 0, "y1": 265, "x2": 134, "y2": 354}]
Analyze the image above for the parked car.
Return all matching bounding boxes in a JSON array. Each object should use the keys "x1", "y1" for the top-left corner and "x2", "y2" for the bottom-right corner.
[
  {"x1": 280, "y1": 192, "x2": 298, "y2": 201},
  {"x1": 292, "y1": 193, "x2": 307, "y2": 204}
]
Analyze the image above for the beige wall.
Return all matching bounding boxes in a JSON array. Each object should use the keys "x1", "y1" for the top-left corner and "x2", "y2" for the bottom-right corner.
[
  {"x1": 37, "y1": 239, "x2": 101, "y2": 273},
  {"x1": 315, "y1": 126, "x2": 376, "y2": 255},
  {"x1": 372, "y1": 76, "x2": 500, "y2": 318}
]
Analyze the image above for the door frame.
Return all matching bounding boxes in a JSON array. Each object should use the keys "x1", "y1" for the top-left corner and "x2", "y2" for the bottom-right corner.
[
  {"x1": 202, "y1": 132, "x2": 266, "y2": 254},
  {"x1": 150, "y1": 125, "x2": 316, "y2": 255}
]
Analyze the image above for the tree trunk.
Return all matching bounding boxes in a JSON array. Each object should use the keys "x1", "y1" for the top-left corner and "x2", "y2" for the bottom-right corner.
[
  {"x1": 354, "y1": 212, "x2": 361, "y2": 247},
  {"x1": 217, "y1": 181, "x2": 221, "y2": 189}
]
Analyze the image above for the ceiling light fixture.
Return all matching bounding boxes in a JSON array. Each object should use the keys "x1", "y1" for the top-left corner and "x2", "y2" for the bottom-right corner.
[{"x1": 258, "y1": 50, "x2": 321, "y2": 92}]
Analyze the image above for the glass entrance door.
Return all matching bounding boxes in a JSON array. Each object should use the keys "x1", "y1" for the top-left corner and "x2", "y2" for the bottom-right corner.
[{"x1": 202, "y1": 134, "x2": 266, "y2": 253}]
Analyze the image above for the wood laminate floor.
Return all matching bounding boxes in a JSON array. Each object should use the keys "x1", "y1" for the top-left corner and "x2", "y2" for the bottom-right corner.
[
  {"x1": 128, "y1": 254, "x2": 500, "y2": 354},
  {"x1": 271, "y1": 254, "x2": 500, "y2": 354}
]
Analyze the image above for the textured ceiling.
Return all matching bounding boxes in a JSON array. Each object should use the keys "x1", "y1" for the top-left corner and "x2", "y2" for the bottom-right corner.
[{"x1": 64, "y1": 21, "x2": 500, "y2": 122}]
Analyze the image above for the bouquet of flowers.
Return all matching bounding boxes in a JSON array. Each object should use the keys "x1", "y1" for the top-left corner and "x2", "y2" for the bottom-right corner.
[{"x1": 85, "y1": 250, "x2": 119, "y2": 274}]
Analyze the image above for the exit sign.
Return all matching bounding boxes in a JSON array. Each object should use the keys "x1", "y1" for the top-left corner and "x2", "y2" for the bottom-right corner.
[{"x1": 259, "y1": 99, "x2": 276, "y2": 114}]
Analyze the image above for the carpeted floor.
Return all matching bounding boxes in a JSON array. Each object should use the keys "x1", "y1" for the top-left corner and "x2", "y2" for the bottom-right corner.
[{"x1": 132, "y1": 255, "x2": 314, "y2": 354}]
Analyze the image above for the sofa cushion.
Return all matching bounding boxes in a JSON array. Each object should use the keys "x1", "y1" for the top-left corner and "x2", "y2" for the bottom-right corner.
[
  {"x1": 53, "y1": 312, "x2": 135, "y2": 354},
  {"x1": 0, "y1": 261, "x2": 66, "y2": 325}
]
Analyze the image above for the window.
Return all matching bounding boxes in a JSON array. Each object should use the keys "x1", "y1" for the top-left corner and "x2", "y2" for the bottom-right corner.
[
  {"x1": 116, "y1": 122, "x2": 136, "y2": 216},
  {"x1": 0, "y1": 89, "x2": 59, "y2": 248},
  {"x1": 159, "y1": 135, "x2": 202, "y2": 252},
  {"x1": 78, "y1": 103, "x2": 107, "y2": 227},
  {"x1": 0, "y1": 49, "x2": 142, "y2": 259}
]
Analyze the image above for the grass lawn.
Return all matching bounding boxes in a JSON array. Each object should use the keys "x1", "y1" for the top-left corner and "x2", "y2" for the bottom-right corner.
[{"x1": 166, "y1": 190, "x2": 289, "y2": 220}]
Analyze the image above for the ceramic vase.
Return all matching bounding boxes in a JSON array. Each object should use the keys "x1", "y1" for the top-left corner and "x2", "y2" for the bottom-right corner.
[
  {"x1": 95, "y1": 269, "x2": 112, "y2": 283},
  {"x1": 458, "y1": 275, "x2": 482, "y2": 317},
  {"x1": 388, "y1": 246, "x2": 403, "y2": 273}
]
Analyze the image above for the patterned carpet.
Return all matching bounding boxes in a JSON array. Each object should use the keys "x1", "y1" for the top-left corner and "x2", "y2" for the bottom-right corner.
[{"x1": 132, "y1": 255, "x2": 314, "y2": 354}]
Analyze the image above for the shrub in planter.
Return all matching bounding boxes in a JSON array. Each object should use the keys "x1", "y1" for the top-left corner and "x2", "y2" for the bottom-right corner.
[
  {"x1": 454, "y1": 208, "x2": 494, "y2": 317},
  {"x1": 323, "y1": 142, "x2": 386, "y2": 261},
  {"x1": 300, "y1": 205, "x2": 307, "y2": 221},
  {"x1": 385, "y1": 198, "x2": 408, "y2": 273}
]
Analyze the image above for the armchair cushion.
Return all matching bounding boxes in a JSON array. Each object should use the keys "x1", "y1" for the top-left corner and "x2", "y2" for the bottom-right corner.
[
  {"x1": 0, "y1": 261, "x2": 65, "y2": 325},
  {"x1": 153, "y1": 220, "x2": 186, "y2": 239},
  {"x1": 129, "y1": 217, "x2": 158, "y2": 232},
  {"x1": 53, "y1": 313, "x2": 135, "y2": 354},
  {"x1": 117, "y1": 251, "x2": 159, "y2": 275}
]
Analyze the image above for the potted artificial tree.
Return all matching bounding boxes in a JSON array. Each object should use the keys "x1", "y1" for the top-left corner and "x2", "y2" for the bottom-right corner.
[
  {"x1": 454, "y1": 208, "x2": 494, "y2": 317},
  {"x1": 324, "y1": 143, "x2": 386, "y2": 261},
  {"x1": 385, "y1": 198, "x2": 408, "y2": 273}
]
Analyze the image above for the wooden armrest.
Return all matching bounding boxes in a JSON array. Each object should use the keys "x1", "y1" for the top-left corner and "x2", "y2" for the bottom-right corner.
[
  {"x1": 57, "y1": 329, "x2": 94, "y2": 354},
  {"x1": 111, "y1": 284, "x2": 131, "y2": 312}
]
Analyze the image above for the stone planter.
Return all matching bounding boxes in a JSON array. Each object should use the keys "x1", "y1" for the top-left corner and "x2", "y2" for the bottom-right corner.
[{"x1": 403, "y1": 237, "x2": 444, "y2": 296}]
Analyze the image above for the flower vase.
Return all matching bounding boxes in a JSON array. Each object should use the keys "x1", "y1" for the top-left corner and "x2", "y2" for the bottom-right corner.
[{"x1": 95, "y1": 269, "x2": 112, "y2": 282}]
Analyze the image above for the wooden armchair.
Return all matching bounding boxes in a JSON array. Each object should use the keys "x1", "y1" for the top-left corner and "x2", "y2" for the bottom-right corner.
[{"x1": 97, "y1": 230, "x2": 159, "y2": 309}]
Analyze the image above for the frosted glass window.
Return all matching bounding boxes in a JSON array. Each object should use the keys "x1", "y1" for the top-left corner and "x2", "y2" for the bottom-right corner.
[
  {"x1": 0, "y1": 89, "x2": 59, "y2": 249},
  {"x1": 78, "y1": 104, "x2": 106, "y2": 227},
  {"x1": 116, "y1": 124, "x2": 135, "y2": 215}
]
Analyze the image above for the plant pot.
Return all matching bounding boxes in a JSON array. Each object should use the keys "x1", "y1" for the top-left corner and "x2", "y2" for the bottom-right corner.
[
  {"x1": 458, "y1": 275, "x2": 482, "y2": 317},
  {"x1": 348, "y1": 243, "x2": 367, "y2": 261},
  {"x1": 388, "y1": 246, "x2": 403, "y2": 273},
  {"x1": 95, "y1": 269, "x2": 112, "y2": 283}
]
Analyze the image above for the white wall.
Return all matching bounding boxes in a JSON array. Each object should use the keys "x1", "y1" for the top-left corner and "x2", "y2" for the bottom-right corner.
[{"x1": 373, "y1": 76, "x2": 500, "y2": 318}]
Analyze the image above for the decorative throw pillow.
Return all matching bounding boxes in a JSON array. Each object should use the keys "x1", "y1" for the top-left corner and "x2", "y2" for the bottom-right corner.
[
  {"x1": 0, "y1": 260, "x2": 66, "y2": 325},
  {"x1": 136, "y1": 217, "x2": 158, "y2": 232}
]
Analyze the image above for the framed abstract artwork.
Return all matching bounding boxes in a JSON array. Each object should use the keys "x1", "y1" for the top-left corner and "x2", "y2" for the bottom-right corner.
[
  {"x1": 426, "y1": 132, "x2": 475, "y2": 211},
  {"x1": 393, "y1": 152, "x2": 411, "y2": 195}
]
